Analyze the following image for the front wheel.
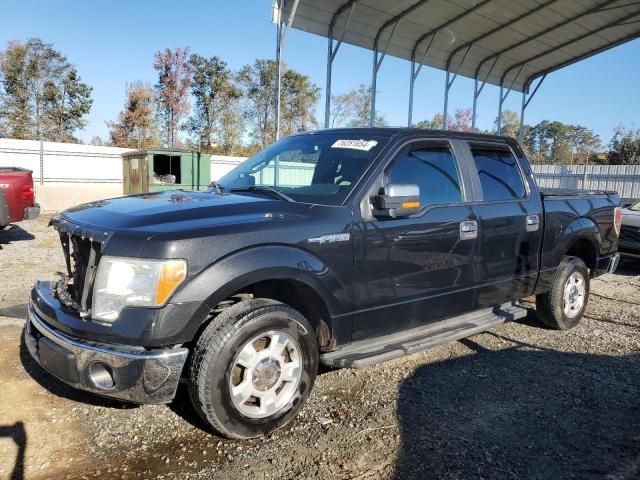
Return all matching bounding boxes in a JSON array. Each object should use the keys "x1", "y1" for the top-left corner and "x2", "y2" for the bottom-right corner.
[
  {"x1": 188, "y1": 298, "x2": 318, "y2": 439},
  {"x1": 536, "y1": 256, "x2": 590, "y2": 330}
]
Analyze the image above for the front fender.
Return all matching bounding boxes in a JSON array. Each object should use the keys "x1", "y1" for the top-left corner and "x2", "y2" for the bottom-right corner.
[{"x1": 173, "y1": 244, "x2": 349, "y2": 318}]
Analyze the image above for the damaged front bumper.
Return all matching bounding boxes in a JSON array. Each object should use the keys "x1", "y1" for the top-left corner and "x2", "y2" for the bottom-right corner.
[{"x1": 25, "y1": 283, "x2": 189, "y2": 404}]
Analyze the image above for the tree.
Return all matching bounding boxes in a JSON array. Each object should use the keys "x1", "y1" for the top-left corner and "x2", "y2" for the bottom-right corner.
[
  {"x1": 494, "y1": 109, "x2": 520, "y2": 139},
  {"x1": 90, "y1": 135, "x2": 104, "y2": 146},
  {"x1": 107, "y1": 82, "x2": 157, "y2": 148},
  {"x1": 522, "y1": 120, "x2": 601, "y2": 165},
  {"x1": 566, "y1": 125, "x2": 601, "y2": 165},
  {"x1": 280, "y1": 69, "x2": 320, "y2": 136},
  {"x1": 43, "y1": 66, "x2": 93, "y2": 142},
  {"x1": 349, "y1": 84, "x2": 386, "y2": 127},
  {"x1": 184, "y1": 54, "x2": 241, "y2": 151},
  {"x1": 153, "y1": 47, "x2": 191, "y2": 148},
  {"x1": 329, "y1": 85, "x2": 386, "y2": 128},
  {"x1": 414, "y1": 112, "x2": 444, "y2": 130},
  {"x1": 607, "y1": 126, "x2": 640, "y2": 165},
  {"x1": 238, "y1": 59, "x2": 320, "y2": 148},
  {"x1": 0, "y1": 38, "x2": 92, "y2": 141},
  {"x1": 237, "y1": 59, "x2": 276, "y2": 148},
  {"x1": 449, "y1": 108, "x2": 472, "y2": 132},
  {"x1": 329, "y1": 90, "x2": 358, "y2": 128}
]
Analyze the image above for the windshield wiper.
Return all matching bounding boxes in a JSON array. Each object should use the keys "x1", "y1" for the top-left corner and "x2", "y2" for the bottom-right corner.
[{"x1": 231, "y1": 186, "x2": 294, "y2": 202}]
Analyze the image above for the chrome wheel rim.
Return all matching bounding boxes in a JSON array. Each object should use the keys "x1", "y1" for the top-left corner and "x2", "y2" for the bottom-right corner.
[
  {"x1": 563, "y1": 271, "x2": 586, "y2": 319},
  {"x1": 229, "y1": 330, "x2": 302, "y2": 419}
]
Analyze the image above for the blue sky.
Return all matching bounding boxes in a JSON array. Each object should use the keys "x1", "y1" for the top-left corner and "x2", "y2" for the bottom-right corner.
[{"x1": 2, "y1": 0, "x2": 639, "y2": 145}]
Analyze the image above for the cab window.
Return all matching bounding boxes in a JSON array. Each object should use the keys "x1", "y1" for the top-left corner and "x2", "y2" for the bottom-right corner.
[
  {"x1": 470, "y1": 146, "x2": 526, "y2": 201},
  {"x1": 386, "y1": 146, "x2": 463, "y2": 206}
]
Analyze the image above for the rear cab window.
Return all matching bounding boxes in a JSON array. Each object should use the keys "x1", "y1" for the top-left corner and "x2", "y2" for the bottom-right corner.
[{"x1": 469, "y1": 144, "x2": 526, "y2": 202}]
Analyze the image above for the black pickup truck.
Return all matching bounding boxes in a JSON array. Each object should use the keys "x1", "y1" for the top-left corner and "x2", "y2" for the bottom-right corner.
[{"x1": 26, "y1": 128, "x2": 621, "y2": 439}]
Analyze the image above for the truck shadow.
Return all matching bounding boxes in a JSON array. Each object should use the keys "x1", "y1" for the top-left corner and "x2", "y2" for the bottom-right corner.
[
  {"x1": 0, "y1": 421, "x2": 26, "y2": 480},
  {"x1": 0, "y1": 303, "x2": 28, "y2": 320},
  {"x1": 18, "y1": 331, "x2": 137, "y2": 410},
  {"x1": 0, "y1": 225, "x2": 35, "y2": 248},
  {"x1": 394, "y1": 336, "x2": 640, "y2": 479},
  {"x1": 615, "y1": 258, "x2": 640, "y2": 277}
]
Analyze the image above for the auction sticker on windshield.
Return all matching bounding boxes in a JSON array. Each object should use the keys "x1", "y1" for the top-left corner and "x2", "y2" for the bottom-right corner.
[{"x1": 331, "y1": 139, "x2": 378, "y2": 151}]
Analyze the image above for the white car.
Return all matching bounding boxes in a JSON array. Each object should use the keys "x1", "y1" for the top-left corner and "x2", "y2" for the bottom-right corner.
[{"x1": 620, "y1": 200, "x2": 640, "y2": 260}]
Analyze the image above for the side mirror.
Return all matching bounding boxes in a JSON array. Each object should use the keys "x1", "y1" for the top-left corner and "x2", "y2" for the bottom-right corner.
[{"x1": 372, "y1": 183, "x2": 421, "y2": 219}]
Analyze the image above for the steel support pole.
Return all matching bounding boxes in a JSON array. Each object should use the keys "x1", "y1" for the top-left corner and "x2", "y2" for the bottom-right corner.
[
  {"x1": 408, "y1": 58, "x2": 416, "y2": 127},
  {"x1": 275, "y1": 10, "x2": 283, "y2": 141},
  {"x1": 471, "y1": 78, "x2": 479, "y2": 131},
  {"x1": 370, "y1": 47, "x2": 379, "y2": 127},
  {"x1": 443, "y1": 69, "x2": 451, "y2": 130},
  {"x1": 273, "y1": 0, "x2": 299, "y2": 140},
  {"x1": 324, "y1": 2, "x2": 357, "y2": 128},
  {"x1": 517, "y1": 73, "x2": 546, "y2": 143},
  {"x1": 497, "y1": 84, "x2": 503, "y2": 135},
  {"x1": 518, "y1": 90, "x2": 526, "y2": 143},
  {"x1": 325, "y1": 30, "x2": 334, "y2": 129}
]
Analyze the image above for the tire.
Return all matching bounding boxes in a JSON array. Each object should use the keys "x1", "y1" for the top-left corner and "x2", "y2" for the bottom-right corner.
[
  {"x1": 188, "y1": 298, "x2": 319, "y2": 439},
  {"x1": 536, "y1": 256, "x2": 590, "y2": 330}
]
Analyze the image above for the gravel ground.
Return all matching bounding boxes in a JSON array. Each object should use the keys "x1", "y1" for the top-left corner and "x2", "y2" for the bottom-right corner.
[{"x1": 0, "y1": 217, "x2": 639, "y2": 480}]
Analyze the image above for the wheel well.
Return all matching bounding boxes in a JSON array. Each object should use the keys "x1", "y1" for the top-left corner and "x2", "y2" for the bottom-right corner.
[
  {"x1": 565, "y1": 238, "x2": 597, "y2": 274},
  {"x1": 218, "y1": 279, "x2": 334, "y2": 352}
]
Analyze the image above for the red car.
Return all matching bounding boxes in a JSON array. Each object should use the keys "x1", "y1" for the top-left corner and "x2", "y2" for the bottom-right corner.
[{"x1": 0, "y1": 167, "x2": 40, "y2": 229}]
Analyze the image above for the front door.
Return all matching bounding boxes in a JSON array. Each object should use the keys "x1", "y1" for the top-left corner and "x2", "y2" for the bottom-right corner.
[{"x1": 352, "y1": 140, "x2": 479, "y2": 340}]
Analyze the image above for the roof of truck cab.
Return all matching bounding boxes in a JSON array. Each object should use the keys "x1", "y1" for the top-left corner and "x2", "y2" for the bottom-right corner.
[{"x1": 300, "y1": 127, "x2": 518, "y2": 143}]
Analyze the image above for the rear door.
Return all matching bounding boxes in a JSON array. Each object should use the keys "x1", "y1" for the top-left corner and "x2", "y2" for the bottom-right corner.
[
  {"x1": 464, "y1": 142, "x2": 543, "y2": 307},
  {"x1": 352, "y1": 139, "x2": 480, "y2": 340}
]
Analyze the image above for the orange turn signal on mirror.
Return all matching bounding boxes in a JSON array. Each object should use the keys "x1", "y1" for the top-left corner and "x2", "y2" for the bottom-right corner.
[
  {"x1": 402, "y1": 201, "x2": 420, "y2": 208},
  {"x1": 155, "y1": 260, "x2": 187, "y2": 305}
]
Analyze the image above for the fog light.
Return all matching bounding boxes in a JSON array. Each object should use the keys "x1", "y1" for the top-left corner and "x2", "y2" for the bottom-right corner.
[{"x1": 88, "y1": 362, "x2": 117, "y2": 390}]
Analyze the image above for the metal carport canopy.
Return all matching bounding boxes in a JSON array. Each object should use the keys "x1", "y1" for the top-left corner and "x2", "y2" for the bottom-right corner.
[{"x1": 278, "y1": 0, "x2": 640, "y2": 130}]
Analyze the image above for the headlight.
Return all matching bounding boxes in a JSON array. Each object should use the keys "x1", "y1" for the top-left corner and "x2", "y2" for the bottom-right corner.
[{"x1": 92, "y1": 256, "x2": 187, "y2": 322}]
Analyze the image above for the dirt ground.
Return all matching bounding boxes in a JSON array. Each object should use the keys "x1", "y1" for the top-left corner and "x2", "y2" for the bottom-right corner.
[{"x1": 1, "y1": 217, "x2": 639, "y2": 480}]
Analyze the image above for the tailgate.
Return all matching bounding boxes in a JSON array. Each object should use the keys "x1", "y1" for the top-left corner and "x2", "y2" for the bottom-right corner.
[{"x1": 0, "y1": 167, "x2": 35, "y2": 223}]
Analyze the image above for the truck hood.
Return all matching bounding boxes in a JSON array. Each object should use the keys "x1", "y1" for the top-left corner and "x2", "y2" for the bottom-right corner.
[{"x1": 52, "y1": 190, "x2": 313, "y2": 252}]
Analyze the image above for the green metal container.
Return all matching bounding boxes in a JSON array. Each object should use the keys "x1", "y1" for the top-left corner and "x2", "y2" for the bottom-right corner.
[{"x1": 122, "y1": 149, "x2": 211, "y2": 195}]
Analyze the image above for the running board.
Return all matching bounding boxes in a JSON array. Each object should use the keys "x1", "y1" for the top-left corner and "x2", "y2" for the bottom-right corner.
[{"x1": 320, "y1": 302, "x2": 527, "y2": 368}]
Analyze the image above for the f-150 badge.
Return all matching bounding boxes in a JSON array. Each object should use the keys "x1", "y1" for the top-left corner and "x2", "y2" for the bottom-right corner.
[{"x1": 308, "y1": 233, "x2": 350, "y2": 244}]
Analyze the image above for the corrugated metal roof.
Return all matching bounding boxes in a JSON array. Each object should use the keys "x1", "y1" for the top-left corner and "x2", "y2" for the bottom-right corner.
[{"x1": 286, "y1": 0, "x2": 640, "y2": 92}]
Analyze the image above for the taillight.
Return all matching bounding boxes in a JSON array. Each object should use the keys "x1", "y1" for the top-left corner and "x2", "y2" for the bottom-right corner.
[
  {"x1": 613, "y1": 207, "x2": 622, "y2": 237},
  {"x1": 21, "y1": 184, "x2": 34, "y2": 202}
]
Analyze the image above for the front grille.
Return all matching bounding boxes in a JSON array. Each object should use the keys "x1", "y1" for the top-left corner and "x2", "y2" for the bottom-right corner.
[
  {"x1": 620, "y1": 225, "x2": 640, "y2": 243},
  {"x1": 56, "y1": 232, "x2": 101, "y2": 317}
]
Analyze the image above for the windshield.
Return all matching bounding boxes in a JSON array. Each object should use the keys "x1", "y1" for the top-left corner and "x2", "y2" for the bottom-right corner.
[
  {"x1": 218, "y1": 133, "x2": 389, "y2": 206},
  {"x1": 629, "y1": 200, "x2": 640, "y2": 211}
]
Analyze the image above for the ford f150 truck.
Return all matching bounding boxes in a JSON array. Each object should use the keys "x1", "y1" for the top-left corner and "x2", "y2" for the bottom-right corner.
[
  {"x1": 0, "y1": 167, "x2": 40, "y2": 229},
  {"x1": 25, "y1": 129, "x2": 621, "y2": 439}
]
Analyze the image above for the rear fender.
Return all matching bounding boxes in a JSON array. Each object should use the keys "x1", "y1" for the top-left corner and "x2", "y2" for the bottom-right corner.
[{"x1": 536, "y1": 217, "x2": 600, "y2": 293}]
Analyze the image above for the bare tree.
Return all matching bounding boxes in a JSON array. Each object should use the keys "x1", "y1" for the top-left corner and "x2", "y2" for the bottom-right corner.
[{"x1": 153, "y1": 48, "x2": 191, "y2": 148}]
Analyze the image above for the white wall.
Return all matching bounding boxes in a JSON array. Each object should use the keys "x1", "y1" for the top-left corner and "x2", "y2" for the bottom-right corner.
[
  {"x1": 0, "y1": 139, "x2": 248, "y2": 212},
  {"x1": 0, "y1": 138, "x2": 132, "y2": 184},
  {"x1": 210, "y1": 154, "x2": 246, "y2": 180}
]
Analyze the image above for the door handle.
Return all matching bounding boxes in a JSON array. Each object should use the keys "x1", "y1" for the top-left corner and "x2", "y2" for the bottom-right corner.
[
  {"x1": 460, "y1": 220, "x2": 478, "y2": 240},
  {"x1": 526, "y1": 215, "x2": 540, "y2": 232}
]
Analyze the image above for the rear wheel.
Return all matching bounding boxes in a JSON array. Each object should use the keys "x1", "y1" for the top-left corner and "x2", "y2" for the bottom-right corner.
[
  {"x1": 536, "y1": 256, "x2": 590, "y2": 330},
  {"x1": 188, "y1": 298, "x2": 318, "y2": 439}
]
